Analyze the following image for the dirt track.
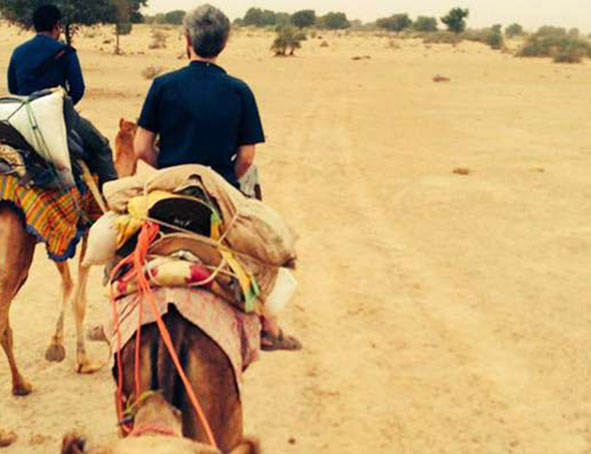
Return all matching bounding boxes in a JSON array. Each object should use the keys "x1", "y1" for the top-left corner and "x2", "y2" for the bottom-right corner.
[{"x1": 1, "y1": 25, "x2": 591, "y2": 453}]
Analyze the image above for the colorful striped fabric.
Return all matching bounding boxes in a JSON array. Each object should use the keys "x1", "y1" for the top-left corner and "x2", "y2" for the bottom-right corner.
[{"x1": 0, "y1": 174, "x2": 102, "y2": 262}]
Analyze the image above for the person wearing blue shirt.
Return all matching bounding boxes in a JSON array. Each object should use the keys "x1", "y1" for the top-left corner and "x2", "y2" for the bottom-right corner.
[
  {"x1": 135, "y1": 5, "x2": 301, "y2": 351},
  {"x1": 7, "y1": 4, "x2": 117, "y2": 188}
]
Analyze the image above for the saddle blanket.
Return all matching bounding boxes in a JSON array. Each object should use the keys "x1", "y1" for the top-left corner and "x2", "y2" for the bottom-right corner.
[
  {"x1": 0, "y1": 174, "x2": 101, "y2": 261},
  {"x1": 105, "y1": 287, "x2": 261, "y2": 392}
]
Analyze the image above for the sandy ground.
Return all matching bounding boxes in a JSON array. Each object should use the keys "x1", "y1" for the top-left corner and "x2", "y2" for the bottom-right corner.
[{"x1": 1, "y1": 24, "x2": 591, "y2": 453}]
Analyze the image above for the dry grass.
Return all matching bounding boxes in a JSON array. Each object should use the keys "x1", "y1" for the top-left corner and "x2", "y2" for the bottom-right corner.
[{"x1": 141, "y1": 65, "x2": 164, "y2": 80}]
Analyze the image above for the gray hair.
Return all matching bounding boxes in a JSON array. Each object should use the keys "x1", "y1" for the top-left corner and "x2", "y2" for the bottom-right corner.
[{"x1": 184, "y1": 4, "x2": 231, "y2": 58}]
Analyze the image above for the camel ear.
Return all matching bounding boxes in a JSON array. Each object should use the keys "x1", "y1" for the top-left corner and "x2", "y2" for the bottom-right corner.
[
  {"x1": 61, "y1": 432, "x2": 86, "y2": 454},
  {"x1": 119, "y1": 118, "x2": 125, "y2": 129},
  {"x1": 228, "y1": 438, "x2": 260, "y2": 454}
]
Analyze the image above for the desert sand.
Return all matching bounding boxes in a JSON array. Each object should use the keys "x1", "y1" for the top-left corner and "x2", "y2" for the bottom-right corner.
[{"x1": 1, "y1": 23, "x2": 591, "y2": 453}]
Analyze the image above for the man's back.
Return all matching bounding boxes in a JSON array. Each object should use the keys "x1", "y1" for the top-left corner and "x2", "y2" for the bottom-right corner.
[
  {"x1": 138, "y1": 61, "x2": 265, "y2": 188},
  {"x1": 8, "y1": 35, "x2": 85, "y2": 104}
]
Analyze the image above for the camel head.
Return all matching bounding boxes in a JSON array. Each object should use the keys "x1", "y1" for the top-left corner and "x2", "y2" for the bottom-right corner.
[
  {"x1": 61, "y1": 394, "x2": 260, "y2": 454},
  {"x1": 118, "y1": 118, "x2": 138, "y2": 136}
]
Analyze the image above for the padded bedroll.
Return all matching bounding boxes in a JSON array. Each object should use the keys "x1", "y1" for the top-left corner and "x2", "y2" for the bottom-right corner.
[{"x1": 0, "y1": 89, "x2": 74, "y2": 187}]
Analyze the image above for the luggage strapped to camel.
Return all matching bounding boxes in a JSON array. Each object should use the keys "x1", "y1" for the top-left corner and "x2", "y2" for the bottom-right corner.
[
  {"x1": 100, "y1": 165, "x2": 297, "y2": 446},
  {"x1": 0, "y1": 89, "x2": 107, "y2": 221}
]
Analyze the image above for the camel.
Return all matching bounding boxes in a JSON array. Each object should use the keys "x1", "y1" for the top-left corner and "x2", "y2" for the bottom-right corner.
[
  {"x1": 108, "y1": 305, "x2": 246, "y2": 453},
  {"x1": 114, "y1": 119, "x2": 138, "y2": 178},
  {"x1": 61, "y1": 393, "x2": 259, "y2": 454}
]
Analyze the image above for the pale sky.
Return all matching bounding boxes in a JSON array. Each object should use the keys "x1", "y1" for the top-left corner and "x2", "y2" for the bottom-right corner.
[{"x1": 145, "y1": 1, "x2": 591, "y2": 32}]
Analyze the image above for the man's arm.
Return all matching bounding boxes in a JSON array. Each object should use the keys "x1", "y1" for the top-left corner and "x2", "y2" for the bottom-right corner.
[
  {"x1": 7, "y1": 55, "x2": 18, "y2": 94},
  {"x1": 235, "y1": 144, "x2": 256, "y2": 179},
  {"x1": 65, "y1": 52, "x2": 85, "y2": 105},
  {"x1": 134, "y1": 127, "x2": 159, "y2": 168}
]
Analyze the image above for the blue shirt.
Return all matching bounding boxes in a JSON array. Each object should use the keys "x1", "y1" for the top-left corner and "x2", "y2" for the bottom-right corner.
[
  {"x1": 8, "y1": 35, "x2": 85, "y2": 105},
  {"x1": 138, "y1": 61, "x2": 265, "y2": 188}
]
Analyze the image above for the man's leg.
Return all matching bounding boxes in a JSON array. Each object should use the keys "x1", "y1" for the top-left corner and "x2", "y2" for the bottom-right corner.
[{"x1": 74, "y1": 115, "x2": 118, "y2": 188}]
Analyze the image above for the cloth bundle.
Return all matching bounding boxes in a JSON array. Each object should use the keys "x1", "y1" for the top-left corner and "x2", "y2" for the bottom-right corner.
[{"x1": 89, "y1": 164, "x2": 298, "y2": 313}]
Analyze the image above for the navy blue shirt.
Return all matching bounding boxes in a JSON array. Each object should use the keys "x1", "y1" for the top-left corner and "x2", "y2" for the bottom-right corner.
[
  {"x1": 138, "y1": 61, "x2": 265, "y2": 187},
  {"x1": 8, "y1": 35, "x2": 85, "y2": 105}
]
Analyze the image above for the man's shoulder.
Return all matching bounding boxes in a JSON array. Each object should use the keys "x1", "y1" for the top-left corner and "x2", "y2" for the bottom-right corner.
[{"x1": 220, "y1": 73, "x2": 253, "y2": 94}]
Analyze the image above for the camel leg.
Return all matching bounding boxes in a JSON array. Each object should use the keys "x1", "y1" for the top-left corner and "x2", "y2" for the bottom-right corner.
[
  {"x1": 73, "y1": 238, "x2": 100, "y2": 374},
  {"x1": 45, "y1": 262, "x2": 74, "y2": 362},
  {"x1": 0, "y1": 206, "x2": 35, "y2": 396}
]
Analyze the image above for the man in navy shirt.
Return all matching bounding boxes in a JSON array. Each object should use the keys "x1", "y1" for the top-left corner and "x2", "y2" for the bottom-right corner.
[
  {"x1": 135, "y1": 5, "x2": 300, "y2": 351},
  {"x1": 7, "y1": 4, "x2": 117, "y2": 188},
  {"x1": 134, "y1": 5, "x2": 265, "y2": 189}
]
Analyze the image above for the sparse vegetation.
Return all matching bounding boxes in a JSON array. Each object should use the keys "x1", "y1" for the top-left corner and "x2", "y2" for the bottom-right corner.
[
  {"x1": 462, "y1": 25, "x2": 505, "y2": 50},
  {"x1": 413, "y1": 16, "x2": 438, "y2": 32},
  {"x1": 149, "y1": 29, "x2": 168, "y2": 49},
  {"x1": 441, "y1": 8, "x2": 469, "y2": 34},
  {"x1": 271, "y1": 26, "x2": 303, "y2": 56},
  {"x1": 422, "y1": 31, "x2": 461, "y2": 45},
  {"x1": 517, "y1": 26, "x2": 591, "y2": 63},
  {"x1": 0, "y1": 0, "x2": 146, "y2": 45},
  {"x1": 142, "y1": 65, "x2": 164, "y2": 80},
  {"x1": 317, "y1": 12, "x2": 351, "y2": 30},
  {"x1": 376, "y1": 14, "x2": 413, "y2": 32},
  {"x1": 291, "y1": 10, "x2": 316, "y2": 29},
  {"x1": 505, "y1": 23, "x2": 524, "y2": 39}
]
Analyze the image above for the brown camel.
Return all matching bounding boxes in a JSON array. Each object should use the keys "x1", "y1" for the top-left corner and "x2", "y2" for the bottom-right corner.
[
  {"x1": 0, "y1": 203, "x2": 100, "y2": 447},
  {"x1": 61, "y1": 393, "x2": 259, "y2": 454},
  {"x1": 110, "y1": 305, "x2": 245, "y2": 453},
  {"x1": 114, "y1": 119, "x2": 138, "y2": 178}
]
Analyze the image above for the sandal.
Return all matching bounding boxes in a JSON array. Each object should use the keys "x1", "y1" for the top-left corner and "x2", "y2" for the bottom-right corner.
[
  {"x1": 261, "y1": 330, "x2": 302, "y2": 352},
  {"x1": 0, "y1": 430, "x2": 17, "y2": 448}
]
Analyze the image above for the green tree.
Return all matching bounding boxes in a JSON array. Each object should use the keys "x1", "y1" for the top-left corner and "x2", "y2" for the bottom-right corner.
[
  {"x1": 243, "y1": 7, "x2": 277, "y2": 27},
  {"x1": 0, "y1": 0, "x2": 146, "y2": 44},
  {"x1": 488, "y1": 24, "x2": 504, "y2": 49},
  {"x1": 441, "y1": 7, "x2": 469, "y2": 34},
  {"x1": 271, "y1": 26, "x2": 303, "y2": 56},
  {"x1": 376, "y1": 14, "x2": 412, "y2": 32},
  {"x1": 413, "y1": 16, "x2": 438, "y2": 32},
  {"x1": 291, "y1": 9, "x2": 315, "y2": 29},
  {"x1": 505, "y1": 23, "x2": 523, "y2": 38},
  {"x1": 318, "y1": 12, "x2": 351, "y2": 30},
  {"x1": 163, "y1": 10, "x2": 186, "y2": 25}
]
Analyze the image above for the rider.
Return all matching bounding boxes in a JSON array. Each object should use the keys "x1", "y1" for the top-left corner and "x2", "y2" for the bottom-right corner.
[
  {"x1": 7, "y1": 4, "x2": 118, "y2": 189},
  {"x1": 135, "y1": 4, "x2": 300, "y2": 351}
]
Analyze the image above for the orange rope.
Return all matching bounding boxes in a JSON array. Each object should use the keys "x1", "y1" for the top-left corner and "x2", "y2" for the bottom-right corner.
[{"x1": 110, "y1": 222, "x2": 218, "y2": 449}]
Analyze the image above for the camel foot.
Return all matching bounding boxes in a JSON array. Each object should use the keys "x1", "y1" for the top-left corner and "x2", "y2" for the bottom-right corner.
[
  {"x1": 0, "y1": 430, "x2": 17, "y2": 448},
  {"x1": 76, "y1": 355, "x2": 103, "y2": 375},
  {"x1": 12, "y1": 380, "x2": 32, "y2": 396},
  {"x1": 45, "y1": 342, "x2": 66, "y2": 362}
]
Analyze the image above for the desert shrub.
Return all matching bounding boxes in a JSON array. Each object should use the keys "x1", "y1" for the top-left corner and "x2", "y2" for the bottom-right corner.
[
  {"x1": 376, "y1": 14, "x2": 412, "y2": 32},
  {"x1": 317, "y1": 12, "x2": 351, "y2": 30},
  {"x1": 413, "y1": 16, "x2": 438, "y2": 32},
  {"x1": 149, "y1": 29, "x2": 168, "y2": 49},
  {"x1": 271, "y1": 26, "x2": 303, "y2": 56},
  {"x1": 386, "y1": 39, "x2": 401, "y2": 49},
  {"x1": 441, "y1": 8, "x2": 469, "y2": 34},
  {"x1": 505, "y1": 23, "x2": 524, "y2": 38},
  {"x1": 320, "y1": 40, "x2": 329, "y2": 48},
  {"x1": 310, "y1": 30, "x2": 317, "y2": 39},
  {"x1": 517, "y1": 27, "x2": 591, "y2": 62},
  {"x1": 164, "y1": 10, "x2": 186, "y2": 25},
  {"x1": 291, "y1": 9, "x2": 316, "y2": 29},
  {"x1": 553, "y1": 48, "x2": 582, "y2": 63},
  {"x1": 461, "y1": 26, "x2": 504, "y2": 50},
  {"x1": 422, "y1": 30, "x2": 461, "y2": 45},
  {"x1": 142, "y1": 65, "x2": 164, "y2": 80}
]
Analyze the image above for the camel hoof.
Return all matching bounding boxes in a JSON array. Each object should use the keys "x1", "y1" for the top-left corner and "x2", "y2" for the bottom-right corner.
[
  {"x1": 76, "y1": 358, "x2": 103, "y2": 375},
  {"x1": 45, "y1": 343, "x2": 66, "y2": 362},
  {"x1": 12, "y1": 381, "x2": 32, "y2": 396},
  {"x1": 0, "y1": 430, "x2": 17, "y2": 448}
]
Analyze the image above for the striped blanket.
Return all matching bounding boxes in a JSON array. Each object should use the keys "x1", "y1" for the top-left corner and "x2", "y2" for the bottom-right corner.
[{"x1": 0, "y1": 174, "x2": 102, "y2": 261}]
